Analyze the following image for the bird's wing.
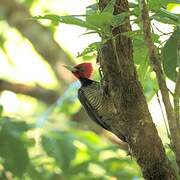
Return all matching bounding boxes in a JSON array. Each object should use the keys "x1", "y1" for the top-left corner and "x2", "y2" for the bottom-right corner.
[{"x1": 78, "y1": 88, "x2": 111, "y2": 131}]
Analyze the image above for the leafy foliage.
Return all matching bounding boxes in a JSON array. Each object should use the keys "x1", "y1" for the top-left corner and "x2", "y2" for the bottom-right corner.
[
  {"x1": 0, "y1": 117, "x2": 30, "y2": 177},
  {"x1": 34, "y1": 0, "x2": 180, "y2": 100},
  {"x1": 34, "y1": 0, "x2": 129, "y2": 39},
  {"x1": 162, "y1": 26, "x2": 180, "y2": 82},
  {"x1": 0, "y1": 115, "x2": 143, "y2": 179},
  {"x1": 0, "y1": 0, "x2": 180, "y2": 179},
  {"x1": 42, "y1": 131, "x2": 77, "y2": 172}
]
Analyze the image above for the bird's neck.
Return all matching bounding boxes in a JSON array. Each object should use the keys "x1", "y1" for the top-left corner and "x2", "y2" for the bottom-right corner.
[{"x1": 79, "y1": 77, "x2": 94, "y2": 86}]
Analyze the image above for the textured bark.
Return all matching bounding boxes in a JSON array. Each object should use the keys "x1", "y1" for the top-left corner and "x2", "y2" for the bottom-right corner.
[
  {"x1": 139, "y1": 0, "x2": 180, "y2": 172},
  {"x1": 98, "y1": 0, "x2": 176, "y2": 179}
]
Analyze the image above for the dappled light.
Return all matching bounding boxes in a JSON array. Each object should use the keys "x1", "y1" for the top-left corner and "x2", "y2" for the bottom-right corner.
[{"x1": 0, "y1": 0, "x2": 179, "y2": 179}]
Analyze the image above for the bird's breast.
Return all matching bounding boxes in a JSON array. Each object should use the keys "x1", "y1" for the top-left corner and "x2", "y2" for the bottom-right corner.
[{"x1": 80, "y1": 83, "x2": 116, "y2": 115}]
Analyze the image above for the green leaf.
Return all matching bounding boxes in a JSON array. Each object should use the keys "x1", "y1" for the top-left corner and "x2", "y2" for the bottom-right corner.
[
  {"x1": 35, "y1": 15, "x2": 99, "y2": 32},
  {"x1": 77, "y1": 42, "x2": 101, "y2": 57},
  {"x1": 167, "y1": 3, "x2": 180, "y2": 11},
  {"x1": 0, "y1": 105, "x2": 3, "y2": 117},
  {"x1": 0, "y1": 118, "x2": 29, "y2": 177},
  {"x1": 162, "y1": 27, "x2": 180, "y2": 81},
  {"x1": 86, "y1": 3, "x2": 98, "y2": 11},
  {"x1": 129, "y1": 2, "x2": 138, "y2": 8},
  {"x1": 103, "y1": 0, "x2": 116, "y2": 14},
  {"x1": 101, "y1": 157, "x2": 141, "y2": 178},
  {"x1": 42, "y1": 131, "x2": 76, "y2": 172},
  {"x1": 0, "y1": 134, "x2": 29, "y2": 177},
  {"x1": 159, "y1": 8, "x2": 180, "y2": 21},
  {"x1": 111, "y1": 12, "x2": 130, "y2": 27},
  {"x1": 143, "y1": 72, "x2": 158, "y2": 101},
  {"x1": 167, "y1": 0, "x2": 180, "y2": 3},
  {"x1": 121, "y1": 30, "x2": 144, "y2": 39},
  {"x1": 149, "y1": 0, "x2": 167, "y2": 11},
  {"x1": 152, "y1": 15, "x2": 179, "y2": 25},
  {"x1": 133, "y1": 38, "x2": 158, "y2": 101},
  {"x1": 85, "y1": 0, "x2": 116, "y2": 34},
  {"x1": 152, "y1": 8, "x2": 180, "y2": 25},
  {"x1": 86, "y1": 3, "x2": 98, "y2": 16},
  {"x1": 69, "y1": 160, "x2": 92, "y2": 175},
  {"x1": 86, "y1": 12, "x2": 113, "y2": 27},
  {"x1": 0, "y1": 117, "x2": 30, "y2": 137},
  {"x1": 74, "y1": 131, "x2": 103, "y2": 150}
]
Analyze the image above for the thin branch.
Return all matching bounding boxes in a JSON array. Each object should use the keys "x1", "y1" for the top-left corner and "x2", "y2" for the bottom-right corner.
[
  {"x1": 0, "y1": 79, "x2": 59, "y2": 104},
  {"x1": 174, "y1": 69, "x2": 180, "y2": 129},
  {"x1": 174, "y1": 40, "x2": 180, "y2": 129},
  {"x1": 156, "y1": 91, "x2": 171, "y2": 142},
  {"x1": 152, "y1": 23, "x2": 173, "y2": 36},
  {"x1": 139, "y1": 0, "x2": 180, "y2": 171}
]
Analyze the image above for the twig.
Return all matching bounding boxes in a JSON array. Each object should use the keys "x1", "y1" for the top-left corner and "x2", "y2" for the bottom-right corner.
[
  {"x1": 174, "y1": 40, "x2": 180, "y2": 129},
  {"x1": 156, "y1": 91, "x2": 172, "y2": 142},
  {"x1": 139, "y1": 0, "x2": 176, "y2": 136},
  {"x1": 152, "y1": 23, "x2": 173, "y2": 36},
  {"x1": 0, "y1": 79, "x2": 59, "y2": 104},
  {"x1": 174, "y1": 69, "x2": 180, "y2": 128}
]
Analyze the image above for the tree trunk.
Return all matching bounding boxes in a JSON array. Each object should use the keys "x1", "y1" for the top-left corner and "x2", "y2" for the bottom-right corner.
[{"x1": 98, "y1": 0, "x2": 176, "y2": 179}]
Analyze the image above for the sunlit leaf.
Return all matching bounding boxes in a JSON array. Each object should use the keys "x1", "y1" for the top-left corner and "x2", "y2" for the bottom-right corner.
[
  {"x1": 86, "y1": 12, "x2": 113, "y2": 28},
  {"x1": 159, "y1": 8, "x2": 180, "y2": 21},
  {"x1": 86, "y1": 3, "x2": 98, "y2": 16},
  {"x1": 35, "y1": 15, "x2": 99, "y2": 32},
  {"x1": 149, "y1": 0, "x2": 167, "y2": 11},
  {"x1": 69, "y1": 160, "x2": 92, "y2": 175},
  {"x1": 103, "y1": 0, "x2": 116, "y2": 14},
  {"x1": 162, "y1": 27, "x2": 180, "y2": 81},
  {"x1": 167, "y1": 0, "x2": 180, "y2": 3},
  {"x1": 0, "y1": 117, "x2": 30, "y2": 177},
  {"x1": 143, "y1": 72, "x2": 158, "y2": 101},
  {"x1": 0, "y1": 117, "x2": 30, "y2": 138},
  {"x1": 77, "y1": 42, "x2": 101, "y2": 57},
  {"x1": 42, "y1": 131, "x2": 76, "y2": 171},
  {"x1": 167, "y1": 3, "x2": 180, "y2": 11},
  {"x1": 133, "y1": 38, "x2": 158, "y2": 101},
  {"x1": 152, "y1": 8, "x2": 180, "y2": 24},
  {"x1": 111, "y1": 12, "x2": 130, "y2": 27},
  {"x1": 74, "y1": 131, "x2": 103, "y2": 150},
  {"x1": 0, "y1": 105, "x2": 3, "y2": 117},
  {"x1": 129, "y1": 2, "x2": 138, "y2": 8},
  {"x1": 100, "y1": 157, "x2": 141, "y2": 179}
]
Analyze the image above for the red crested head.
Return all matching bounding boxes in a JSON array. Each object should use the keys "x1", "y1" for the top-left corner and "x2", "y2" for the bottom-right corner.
[
  {"x1": 64, "y1": 62, "x2": 93, "y2": 79},
  {"x1": 73, "y1": 62, "x2": 93, "y2": 79}
]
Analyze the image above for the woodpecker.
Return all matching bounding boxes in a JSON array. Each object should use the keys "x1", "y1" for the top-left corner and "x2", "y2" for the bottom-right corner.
[{"x1": 64, "y1": 62, "x2": 126, "y2": 142}]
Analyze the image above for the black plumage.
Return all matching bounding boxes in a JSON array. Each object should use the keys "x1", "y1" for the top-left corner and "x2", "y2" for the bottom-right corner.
[
  {"x1": 78, "y1": 78, "x2": 126, "y2": 142},
  {"x1": 64, "y1": 62, "x2": 126, "y2": 142}
]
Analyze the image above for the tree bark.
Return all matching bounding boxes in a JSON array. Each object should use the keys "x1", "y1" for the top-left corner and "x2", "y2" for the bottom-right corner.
[
  {"x1": 98, "y1": 0, "x2": 176, "y2": 179},
  {"x1": 139, "y1": 0, "x2": 180, "y2": 172}
]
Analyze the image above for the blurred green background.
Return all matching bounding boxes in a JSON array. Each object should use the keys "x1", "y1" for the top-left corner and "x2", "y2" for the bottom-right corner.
[{"x1": 0, "y1": 0, "x2": 179, "y2": 179}]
